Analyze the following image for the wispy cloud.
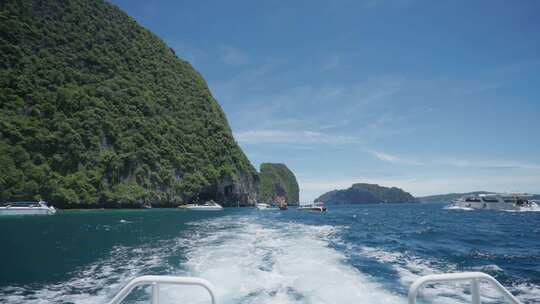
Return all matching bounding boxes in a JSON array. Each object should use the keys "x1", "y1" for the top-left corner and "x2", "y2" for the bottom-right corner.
[
  {"x1": 442, "y1": 158, "x2": 540, "y2": 170},
  {"x1": 218, "y1": 45, "x2": 250, "y2": 65},
  {"x1": 219, "y1": 74, "x2": 407, "y2": 136},
  {"x1": 366, "y1": 149, "x2": 540, "y2": 170},
  {"x1": 452, "y1": 82, "x2": 503, "y2": 96},
  {"x1": 366, "y1": 149, "x2": 423, "y2": 165},
  {"x1": 235, "y1": 130, "x2": 356, "y2": 145}
]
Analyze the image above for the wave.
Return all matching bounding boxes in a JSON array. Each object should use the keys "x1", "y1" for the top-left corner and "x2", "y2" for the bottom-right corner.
[
  {"x1": 2, "y1": 214, "x2": 538, "y2": 304},
  {"x1": 0, "y1": 216, "x2": 405, "y2": 304},
  {"x1": 166, "y1": 217, "x2": 406, "y2": 304},
  {"x1": 0, "y1": 244, "x2": 166, "y2": 303},
  {"x1": 503, "y1": 204, "x2": 540, "y2": 212},
  {"x1": 358, "y1": 246, "x2": 540, "y2": 304}
]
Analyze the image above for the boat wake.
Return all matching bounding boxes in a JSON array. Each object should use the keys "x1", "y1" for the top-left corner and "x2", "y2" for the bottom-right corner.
[
  {"x1": 0, "y1": 244, "x2": 166, "y2": 303},
  {"x1": 165, "y1": 217, "x2": 405, "y2": 304},
  {"x1": 358, "y1": 246, "x2": 540, "y2": 304},
  {"x1": 1, "y1": 214, "x2": 539, "y2": 304},
  {"x1": 504, "y1": 203, "x2": 540, "y2": 212}
]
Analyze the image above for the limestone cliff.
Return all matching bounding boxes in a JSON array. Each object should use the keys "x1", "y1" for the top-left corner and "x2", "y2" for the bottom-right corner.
[{"x1": 259, "y1": 163, "x2": 299, "y2": 205}]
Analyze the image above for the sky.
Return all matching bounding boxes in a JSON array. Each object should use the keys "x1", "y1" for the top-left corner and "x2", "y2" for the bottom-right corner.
[{"x1": 111, "y1": 0, "x2": 540, "y2": 201}]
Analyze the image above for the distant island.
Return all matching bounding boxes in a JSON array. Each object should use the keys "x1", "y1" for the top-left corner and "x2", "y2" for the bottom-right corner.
[
  {"x1": 316, "y1": 183, "x2": 417, "y2": 204},
  {"x1": 417, "y1": 191, "x2": 540, "y2": 203},
  {"x1": 259, "y1": 163, "x2": 299, "y2": 206}
]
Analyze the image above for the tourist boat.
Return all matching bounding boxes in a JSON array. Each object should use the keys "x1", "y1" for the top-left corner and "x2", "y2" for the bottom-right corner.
[
  {"x1": 297, "y1": 202, "x2": 327, "y2": 212},
  {"x1": 450, "y1": 193, "x2": 538, "y2": 211},
  {"x1": 256, "y1": 203, "x2": 279, "y2": 211},
  {"x1": 0, "y1": 200, "x2": 56, "y2": 215},
  {"x1": 179, "y1": 201, "x2": 223, "y2": 211}
]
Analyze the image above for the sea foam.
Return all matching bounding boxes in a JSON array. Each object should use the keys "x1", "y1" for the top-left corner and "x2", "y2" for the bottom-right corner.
[{"x1": 164, "y1": 217, "x2": 406, "y2": 304}]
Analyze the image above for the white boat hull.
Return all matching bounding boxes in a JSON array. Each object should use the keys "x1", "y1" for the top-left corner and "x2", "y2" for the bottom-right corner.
[
  {"x1": 184, "y1": 206, "x2": 223, "y2": 211},
  {"x1": 297, "y1": 203, "x2": 327, "y2": 212},
  {"x1": 180, "y1": 203, "x2": 224, "y2": 211},
  {"x1": 452, "y1": 201, "x2": 520, "y2": 211},
  {"x1": 256, "y1": 203, "x2": 279, "y2": 211},
  {"x1": 0, "y1": 207, "x2": 56, "y2": 215},
  {"x1": 450, "y1": 193, "x2": 537, "y2": 211}
]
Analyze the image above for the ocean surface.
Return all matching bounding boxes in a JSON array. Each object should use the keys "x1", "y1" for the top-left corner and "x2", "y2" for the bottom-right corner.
[{"x1": 0, "y1": 203, "x2": 539, "y2": 304}]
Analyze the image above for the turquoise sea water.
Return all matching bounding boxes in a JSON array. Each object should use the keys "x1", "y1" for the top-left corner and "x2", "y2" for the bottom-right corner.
[{"x1": 0, "y1": 204, "x2": 539, "y2": 303}]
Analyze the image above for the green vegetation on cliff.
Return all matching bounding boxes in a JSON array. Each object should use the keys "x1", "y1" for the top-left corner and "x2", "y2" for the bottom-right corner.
[
  {"x1": 316, "y1": 183, "x2": 416, "y2": 204},
  {"x1": 259, "y1": 163, "x2": 299, "y2": 204},
  {"x1": 0, "y1": 0, "x2": 258, "y2": 207}
]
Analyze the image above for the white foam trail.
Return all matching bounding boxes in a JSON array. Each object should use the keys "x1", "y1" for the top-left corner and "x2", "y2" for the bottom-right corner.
[
  {"x1": 163, "y1": 217, "x2": 406, "y2": 304},
  {"x1": 0, "y1": 244, "x2": 165, "y2": 304},
  {"x1": 3, "y1": 215, "x2": 538, "y2": 304},
  {"x1": 503, "y1": 203, "x2": 540, "y2": 212},
  {"x1": 359, "y1": 246, "x2": 540, "y2": 304}
]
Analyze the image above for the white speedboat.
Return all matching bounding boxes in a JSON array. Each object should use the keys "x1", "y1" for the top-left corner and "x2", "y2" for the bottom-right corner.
[
  {"x1": 298, "y1": 202, "x2": 327, "y2": 212},
  {"x1": 0, "y1": 200, "x2": 56, "y2": 215},
  {"x1": 450, "y1": 193, "x2": 538, "y2": 211},
  {"x1": 179, "y1": 201, "x2": 223, "y2": 211},
  {"x1": 256, "y1": 203, "x2": 279, "y2": 210}
]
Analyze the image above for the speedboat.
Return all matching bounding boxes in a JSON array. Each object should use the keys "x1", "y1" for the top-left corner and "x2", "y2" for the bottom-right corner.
[
  {"x1": 179, "y1": 201, "x2": 223, "y2": 211},
  {"x1": 298, "y1": 202, "x2": 327, "y2": 212},
  {"x1": 256, "y1": 203, "x2": 279, "y2": 211},
  {"x1": 0, "y1": 200, "x2": 56, "y2": 215},
  {"x1": 449, "y1": 193, "x2": 538, "y2": 211}
]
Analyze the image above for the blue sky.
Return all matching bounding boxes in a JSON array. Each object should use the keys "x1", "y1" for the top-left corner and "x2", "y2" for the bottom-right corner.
[{"x1": 112, "y1": 0, "x2": 540, "y2": 201}]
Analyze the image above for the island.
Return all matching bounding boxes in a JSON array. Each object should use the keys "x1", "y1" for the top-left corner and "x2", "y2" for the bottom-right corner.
[
  {"x1": 259, "y1": 163, "x2": 299, "y2": 206},
  {"x1": 316, "y1": 183, "x2": 417, "y2": 204},
  {"x1": 0, "y1": 0, "x2": 264, "y2": 208}
]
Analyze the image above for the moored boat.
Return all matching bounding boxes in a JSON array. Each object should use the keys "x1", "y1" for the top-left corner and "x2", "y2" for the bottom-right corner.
[
  {"x1": 0, "y1": 200, "x2": 56, "y2": 216},
  {"x1": 298, "y1": 202, "x2": 327, "y2": 212},
  {"x1": 256, "y1": 203, "x2": 279, "y2": 211},
  {"x1": 179, "y1": 200, "x2": 223, "y2": 211},
  {"x1": 449, "y1": 193, "x2": 538, "y2": 211}
]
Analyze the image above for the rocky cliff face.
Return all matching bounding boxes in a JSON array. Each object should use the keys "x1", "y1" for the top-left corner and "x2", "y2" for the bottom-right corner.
[
  {"x1": 259, "y1": 163, "x2": 299, "y2": 205},
  {"x1": 316, "y1": 183, "x2": 416, "y2": 204},
  {"x1": 0, "y1": 0, "x2": 258, "y2": 207},
  {"x1": 214, "y1": 171, "x2": 259, "y2": 207}
]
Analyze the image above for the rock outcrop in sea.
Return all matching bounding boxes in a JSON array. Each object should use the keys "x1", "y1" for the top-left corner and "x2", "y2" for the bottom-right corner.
[{"x1": 258, "y1": 163, "x2": 299, "y2": 206}]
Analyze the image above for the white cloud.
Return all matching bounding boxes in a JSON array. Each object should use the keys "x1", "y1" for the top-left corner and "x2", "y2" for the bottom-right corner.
[
  {"x1": 368, "y1": 150, "x2": 399, "y2": 162},
  {"x1": 366, "y1": 149, "x2": 423, "y2": 165},
  {"x1": 366, "y1": 149, "x2": 540, "y2": 170},
  {"x1": 442, "y1": 158, "x2": 540, "y2": 170},
  {"x1": 234, "y1": 130, "x2": 356, "y2": 145},
  {"x1": 219, "y1": 74, "x2": 407, "y2": 137},
  {"x1": 218, "y1": 45, "x2": 250, "y2": 65}
]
